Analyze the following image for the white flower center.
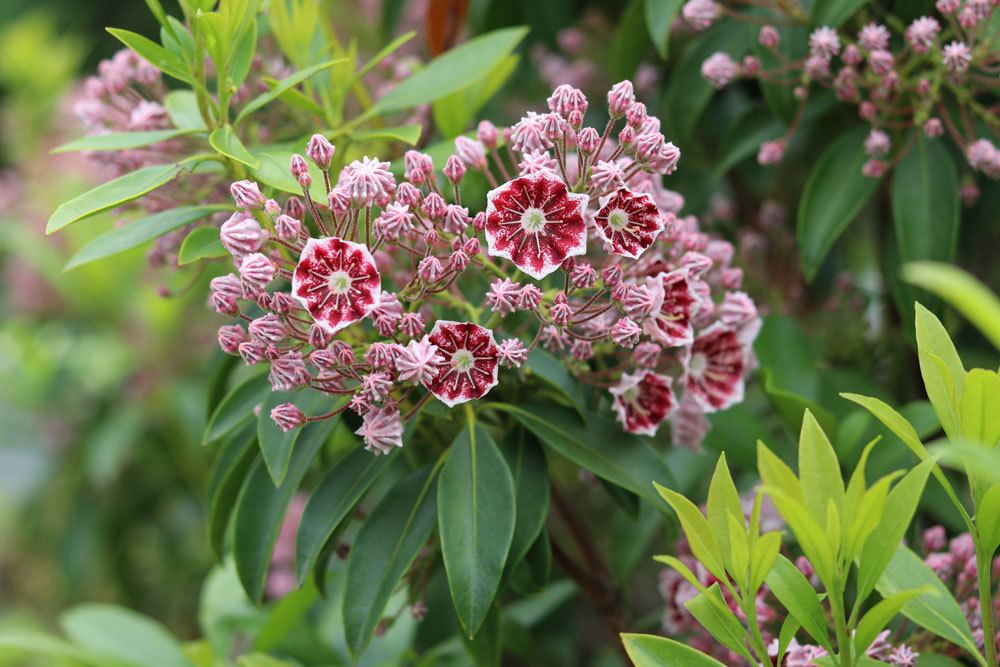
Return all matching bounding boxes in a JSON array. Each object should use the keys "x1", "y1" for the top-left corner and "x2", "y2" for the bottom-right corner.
[
  {"x1": 327, "y1": 270, "x2": 352, "y2": 295},
  {"x1": 606, "y1": 208, "x2": 630, "y2": 231},
  {"x1": 452, "y1": 349, "x2": 475, "y2": 372},
  {"x1": 689, "y1": 352, "x2": 708, "y2": 374},
  {"x1": 519, "y1": 207, "x2": 548, "y2": 234},
  {"x1": 622, "y1": 385, "x2": 640, "y2": 403}
]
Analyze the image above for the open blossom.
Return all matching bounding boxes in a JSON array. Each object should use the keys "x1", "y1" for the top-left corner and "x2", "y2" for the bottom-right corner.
[
  {"x1": 809, "y1": 26, "x2": 841, "y2": 58},
  {"x1": 701, "y1": 52, "x2": 739, "y2": 88},
  {"x1": 292, "y1": 237, "x2": 382, "y2": 334},
  {"x1": 644, "y1": 270, "x2": 699, "y2": 347},
  {"x1": 610, "y1": 370, "x2": 677, "y2": 435},
  {"x1": 594, "y1": 188, "x2": 665, "y2": 259},
  {"x1": 942, "y1": 41, "x2": 972, "y2": 73},
  {"x1": 395, "y1": 337, "x2": 444, "y2": 385},
  {"x1": 484, "y1": 172, "x2": 589, "y2": 279},
  {"x1": 355, "y1": 406, "x2": 404, "y2": 455},
  {"x1": 905, "y1": 17, "x2": 940, "y2": 53},
  {"x1": 681, "y1": 324, "x2": 746, "y2": 411},
  {"x1": 425, "y1": 321, "x2": 500, "y2": 407}
]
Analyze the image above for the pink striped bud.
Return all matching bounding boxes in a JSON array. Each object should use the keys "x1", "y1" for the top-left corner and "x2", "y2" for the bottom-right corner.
[
  {"x1": 230, "y1": 180, "x2": 265, "y2": 209},
  {"x1": 217, "y1": 324, "x2": 247, "y2": 353},
  {"x1": 239, "y1": 253, "x2": 275, "y2": 294},
  {"x1": 307, "y1": 134, "x2": 335, "y2": 170},
  {"x1": 271, "y1": 403, "x2": 305, "y2": 432}
]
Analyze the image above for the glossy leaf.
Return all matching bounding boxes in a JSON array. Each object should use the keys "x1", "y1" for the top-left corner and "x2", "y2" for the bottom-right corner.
[
  {"x1": 107, "y1": 28, "x2": 192, "y2": 83},
  {"x1": 622, "y1": 634, "x2": 727, "y2": 667},
  {"x1": 903, "y1": 262, "x2": 1000, "y2": 351},
  {"x1": 684, "y1": 585, "x2": 755, "y2": 661},
  {"x1": 202, "y1": 371, "x2": 269, "y2": 445},
  {"x1": 713, "y1": 108, "x2": 784, "y2": 177},
  {"x1": 959, "y1": 369, "x2": 1000, "y2": 447},
  {"x1": 796, "y1": 127, "x2": 880, "y2": 279},
  {"x1": 294, "y1": 446, "x2": 398, "y2": 584},
  {"x1": 206, "y1": 424, "x2": 258, "y2": 560},
  {"x1": 525, "y1": 348, "x2": 587, "y2": 416},
  {"x1": 439, "y1": 422, "x2": 516, "y2": 638},
  {"x1": 706, "y1": 454, "x2": 743, "y2": 570},
  {"x1": 374, "y1": 27, "x2": 528, "y2": 113},
  {"x1": 209, "y1": 124, "x2": 260, "y2": 169},
  {"x1": 432, "y1": 54, "x2": 519, "y2": 138},
  {"x1": 47, "y1": 163, "x2": 182, "y2": 234},
  {"x1": 798, "y1": 410, "x2": 844, "y2": 523},
  {"x1": 854, "y1": 587, "x2": 933, "y2": 656},
  {"x1": 611, "y1": 0, "x2": 650, "y2": 79},
  {"x1": 459, "y1": 603, "x2": 501, "y2": 667},
  {"x1": 877, "y1": 545, "x2": 983, "y2": 663},
  {"x1": 233, "y1": 419, "x2": 334, "y2": 603},
  {"x1": 765, "y1": 555, "x2": 830, "y2": 649},
  {"x1": 915, "y1": 303, "x2": 965, "y2": 441},
  {"x1": 235, "y1": 60, "x2": 343, "y2": 123},
  {"x1": 644, "y1": 0, "x2": 683, "y2": 59},
  {"x1": 65, "y1": 205, "x2": 225, "y2": 270},
  {"x1": 60, "y1": 604, "x2": 192, "y2": 667},
  {"x1": 343, "y1": 466, "x2": 439, "y2": 659},
  {"x1": 501, "y1": 429, "x2": 550, "y2": 571},
  {"x1": 256, "y1": 390, "x2": 336, "y2": 486},
  {"x1": 53, "y1": 129, "x2": 200, "y2": 154},
  {"x1": 493, "y1": 402, "x2": 674, "y2": 507},
  {"x1": 177, "y1": 226, "x2": 228, "y2": 265},
  {"x1": 655, "y1": 482, "x2": 726, "y2": 581},
  {"x1": 811, "y1": 0, "x2": 872, "y2": 28}
]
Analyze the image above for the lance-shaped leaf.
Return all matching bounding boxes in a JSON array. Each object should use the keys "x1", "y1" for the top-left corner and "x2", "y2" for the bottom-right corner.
[
  {"x1": 622, "y1": 634, "x2": 727, "y2": 667},
  {"x1": 53, "y1": 129, "x2": 201, "y2": 154}
]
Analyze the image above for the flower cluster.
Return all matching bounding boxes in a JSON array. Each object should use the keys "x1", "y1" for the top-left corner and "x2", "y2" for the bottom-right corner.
[
  {"x1": 686, "y1": 0, "x2": 999, "y2": 188},
  {"x1": 212, "y1": 82, "x2": 759, "y2": 455}
]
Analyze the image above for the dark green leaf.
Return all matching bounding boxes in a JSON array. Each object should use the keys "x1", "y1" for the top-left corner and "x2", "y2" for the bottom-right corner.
[
  {"x1": 209, "y1": 124, "x2": 261, "y2": 169},
  {"x1": 501, "y1": 428, "x2": 549, "y2": 571},
  {"x1": 811, "y1": 0, "x2": 871, "y2": 27},
  {"x1": 714, "y1": 108, "x2": 784, "y2": 177},
  {"x1": 64, "y1": 205, "x2": 225, "y2": 270},
  {"x1": 439, "y1": 422, "x2": 516, "y2": 638},
  {"x1": 256, "y1": 390, "x2": 336, "y2": 486},
  {"x1": 343, "y1": 466, "x2": 439, "y2": 659},
  {"x1": 53, "y1": 129, "x2": 200, "y2": 154},
  {"x1": 611, "y1": 0, "x2": 651, "y2": 79},
  {"x1": 177, "y1": 225, "x2": 228, "y2": 265},
  {"x1": 206, "y1": 424, "x2": 258, "y2": 560},
  {"x1": 459, "y1": 604, "x2": 501, "y2": 667},
  {"x1": 645, "y1": 0, "x2": 683, "y2": 59},
  {"x1": 796, "y1": 127, "x2": 880, "y2": 280},
  {"x1": 60, "y1": 604, "x2": 192, "y2": 667},
  {"x1": 294, "y1": 446, "x2": 398, "y2": 584},
  {"x1": 203, "y1": 371, "x2": 269, "y2": 445},
  {"x1": 233, "y1": 419, "x2": 335, "y2": 603},
  {"x1": 509, "y1": 529, "x2": 552, "y2": 595},
  {"x1": 47, "y1": 163, "x2": 182, "y2": 234},
  {"x1": 526, "y1": 348, "x2": 587, "y2": 416}
]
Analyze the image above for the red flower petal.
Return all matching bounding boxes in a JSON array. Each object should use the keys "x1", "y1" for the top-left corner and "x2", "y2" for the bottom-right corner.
[
  {"x1": 643, "y1": 269, "x2": 700, "y2": 347},
  {"x1": 425, "y1": 320, "x2": 500, "y2": 406},
  {"x1": 484, "y1": 173, "x2": 589, "y2": 279},
  {"x1": 610, "y1": 369, "x2": 677, "y2": 435},
  {"x1": 682, "y1": 324, "x2": 745, "y2": 412},
  {"x1": 292, "y1": 237, "x2": 382, "y2": 334},
  {"x1": 594, "y1": 187, "x2": 664, "y2": 258}
]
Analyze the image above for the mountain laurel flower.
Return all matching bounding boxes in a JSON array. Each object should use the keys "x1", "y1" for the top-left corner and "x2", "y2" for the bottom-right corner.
[
  {"x1": 701, "y1": 52, "x2": 739, "y2": 88},
  {"x1": 239, "y1": 253, "x2": 275, "y2": 294},
  {"x1": 681, "y1": 324, "x2": 746, "y2": 411},
  {"x1": 611, "y1": 317, "x2": 642, "y2": 347},
  {"x1": 306, "y1": 133, "x2": 335, "y2": 170},
  {"x1": 905, "y1": 16, "x2": 940, "y2": 53},
  {"x1": 355, "y1": 406, "x2": 404, "y2": 455},
  {"x1": 862, "y1": 159, "x2": 887, "y2": 178},
  {"x1": 809, "y1": 26, "x2": 841, "y2": 58},
  {"x1": 757, "y1": 140, "x2": 785, "y2": 166},
  {"x1": 231, "y1": 179, "x2": 266, "y2": 209},
  {"x1": 610, "y1": 370, "x2": 677, "y2": 435},
  {"x1": 759, "y1": 25, "x2": 780, "y2": 48},
  {"x1": 395, "y1": 337, "x2": 445, "y2": 384},
  {"x1": 607, "y1": 80, "x2": 635, "y2": 118},
  {"x1": 443, "y1": 155, "x2": 466, "y2": 185},
  {"x1": 942, "y1": 41, "x2": 972, "y2": 73},
  {"x1": 425, "y1": 321, "x2": 500, "y2": 406},
  {"x1": 292, "y1": 237, "x2": 381, "y2": 334},
  {"x1": 249, "y1": 314, "x2": 287, "y2": 344},
  {"x1": 858, "y1": 22, "x2": 890, "y2": 50},
  {"x1": 271, "y1": 403, "x2": 306, "y2": 432},
  {"x1": 497, "y1": 338, "x2": 529, "y2": 368},
  {"x1": 682, "y1": 0, "x2": 719, "y2": 30},
  {"x1": 269, "y1": 351, "x2": 311, "y2": 391},
  {"x1": 864, "y1": 129, "x2": 891, "y2": 157},
  {"x1": 218, "y1": 324, "x2": 247, "y2": 354}
]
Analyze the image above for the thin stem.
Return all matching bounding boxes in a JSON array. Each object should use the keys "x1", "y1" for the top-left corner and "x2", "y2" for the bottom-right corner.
[
  {"x1": 977, "y1": 541, "x2": 998, "y2": 667},
  {"x1": 830, "y1": 586, "x2": 852, "y2": 667}
]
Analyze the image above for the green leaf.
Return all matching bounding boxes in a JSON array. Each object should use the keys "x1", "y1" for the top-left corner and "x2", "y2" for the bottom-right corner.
[
  {"x1": 798, "y1": 410, "x2": 844, "y2": 524},
  {"x1": 233, "y1": 419, "x2": 335, "y2": 603},
  {"x1": 525, "y1": 348, "x2": 587, "y2": 416},
  {"x1": 203, "y1": 371, "x2": 269, "y2": 445},
  {"x1": 811, "y1": 0, "x2": 872, "y2": 28},
  {"x1": 294, "y1": 446, "x2": 397, "y2": 585},
  {"x1": 351, "y1": 124, "x2": 424, "y2": 146},
  {"x1": 432, "y1": 54, "x2": 519, "y2": 138},
  {"x1": 977, "y1": 485, "x2": 1000, "y2": 556},
  {"x1": 206, "y1": 424, "x2": 258, "y2": 560},
  {"x1": 439, "y1": 421, "x2": 516, "y2": 638},
  {"x1": 374, "y1": 27, "x2": 529, "y2": 113},
  {"x1": 60, "y1": 604, "x2": 193, "y2": 667},
  {"x1": 751, "y1": 25, "x2": 808, "y2": 124},
  {"x1": 209, "y1": 124, "x2": 260, "y2": 169},
  {"x1": 749, "y1": 531, "x2": 782, "y2": 593},
  {"x1": 177, "y1": 226, "x2": 228, "y2": 265},
  {"x1": 763, "y1": 488, "x2": 836, "y2": 589},
  {"x1": 492, "y1": 402, "x2": 674, "y2": 507},
  {"x1": 684, "y1": 585, "x2": 755, "y2": 662},
  {"x1": 706, "y1": 453, "x2": 743, "y2": 571},
  {"x1": 257, "y1": 390, "x2": 335, "y2": 486},
  {"x1": 0, "y1": 631, "x2": 133, "y2": 667},
  {"x1": 891, "y1": 133, "x2": 960, "y2": 271},
  {"x1": 757, "y1": 442, "x2": 804, "y2": 504},
  {"x1": 235, "y1": 60, "x2": 344, "y2": 123},
  {"x1": 459, "y1": 603, "x2": 501, "y2": 667},
  {"x1": 797, "y1": 126, "x2": 880, "y2": 279},
  {"x1": 107, "y1": 28, "x2": 192, "y2": 83},
  {"x1": 644, "y1": 0, "x2": 683, "y2": 59},
  {"x1": 959, "y1": 369, "x2": 1000, "y2": 447},
  {"x1": 655, "y1": 482, "x2": 726, "y2": 581},
  {"x1": 501, "y1": 429, "x2": 550, "y2": 571},
  {"x1": 165, "y1": 90, "x2": 207, "y2": 130},
  {"x1": 252, "y1": 581, "x2": 318, "y2": 652},
  {"x1": 47, "y1": 163, "x2": 182, "y2": 234},
  {"x1": 352, "y1": 31, "x2": 416, "y2": 83},
  {"x1": 877, "y1": 545, "x2": 983, "y2": 664},
  {"x1": 344, "y1": 466, "x2": 439, "y2": 659},
  {"x1": 611, "y1": 0, "x2": 651, "y2": 79},
  {"x1": 713, "y1": 107, "x2": 784, "y2": 177},
  {"x1": 622, "y1": 634, "x2": 727, "y2": 667},
  {"x1": 915, "y1": 303, "x2": 965, "y2": 441},
  {"x1": 53, "y1": 129, "x2": 200, "y2": 154},
  {"x1": 903, "y1": 262, "x2": 1000, "y2": 351},
  {"x1": 64, "y1": 205, "x2": 225, "y2": 270},
  {"x1": 854, "y1": 587, "x2": 934, "y2": 656},
  {"x1": 765, "y1": 555, "x2": 830, "y2": 650}
]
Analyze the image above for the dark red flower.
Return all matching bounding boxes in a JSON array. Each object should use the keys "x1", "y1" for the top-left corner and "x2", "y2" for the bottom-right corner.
[
  {"x1": 610, "y1": 369, "x2": 677, "y2": 435},
  {"x1": 425, "y1": 321, "x2": 500, "y2": 406},
  {"x1": 594, "y1": 187, "x2": 664, "y2": 258},
  {"x1": 484, "y1": 173, "x2": 589, "y2": 279},
  {"x1": 682, "y1": 324, "x2": 746, "y2": 412},
  {"x1": 292, "y1": 237, "x2": 381, "y2": 334},
  {"x1": 643, "y1": 269, "x2": 700, "y2": 347}
]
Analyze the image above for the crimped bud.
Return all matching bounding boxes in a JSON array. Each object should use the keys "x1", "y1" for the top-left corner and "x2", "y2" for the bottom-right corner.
[
  {"x1": 923, "y1": 118, "x2": 943, "y2": 138},
  {"x1": 421, "y1": 192, "x2": 446, "y2": 220},
  {"x1": 217, "y1": 324, "x2": 247, "y2": 353},
  {"x1": 577, "y1": 127, "x2": 600, "y2": 154},
  {"x1": 264, "y1": 199, "x2": 281, "y2": 218},
  {"x1": 455, "y1": 136, "x2": 488, "y2": 170},
  {"x1": 239, "y1": 253, "x2": 275, "y2": 294},
  {"x1": 549, "y1": 293, "x2": 571, "y2": 325},
  {"x1": 477, "y1": 120, "x2": 499, "y2": 148},
  {"x1": 396, "y1": 182, "x2": 421, "y2": 207},
  {"x1": 290, "y1": 154, "x2": 309, "y2": 178},
  {"x1": 220, "y1": 212, "x2": 266, "y2": 257},
  {"x1": 443, "y1": 155, "x2": 466, "y2": 185},
  {"x1": 275, "y1": 214, "x2": 302, "y2": 241},
  {"x1": 400, "y1": 312, "x2": 425, "y2": 337},
  {"x1": 607, "y1": 80, "x2": 635, "y2": 118},
  {"x1": 249, "y1": 313, "x2": 287, "y2": 344},
  {"x1": 285, "y1": 196, "x2": 305, "y2": 220},
  {"x1": 759, "y1": 25, "x2": 780, "y2": 47},
  {"x1": 497, "y1": 338, "x2": 528, "y2": 367},
  {"x1": 270, "y1": 291, "x2": 294, "y2": 314},
  {"x1": 238, "y1": 340, "x2": 269, "y2": 366},
  {"x1": 271, "y1": 403, "x2": 305, "y2": 432},
  {"x1": 417, "y1": 256, "x2": 444, "y2": 282},
  {"x1": 309, "y1": 324, "x2": 333, "y2": 349},
  {"x1": 230, "y1": 180, "x2": 265, "y2": 209},
  {"x1": 518, "y1": 285, "x2": 543, "y2": 311},
  {"x1": 269, "y1": 351, "x2": 310, "y2": 391},
  {"x1": 610, "y1": 317, "x2": 641, "y2": 347},
  {"x1": 306, "y1": 133, "x2": 335, "y2": 170}
]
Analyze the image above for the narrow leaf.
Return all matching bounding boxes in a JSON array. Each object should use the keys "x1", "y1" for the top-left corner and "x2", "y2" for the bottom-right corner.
[
  {"x1": 765, "y1": 555, "x2": 830, "y2": 650},
  {"x1": 622, "y1": 634, "x2": 727, "y2": 667},
  {"x1": 209, "y1": 124, "x2": 260, "y2": 168},
  {"x1": 53, "y1": 129, "x2": 200, "y2": 154},
  {"x1": 203, "y1": 371, "x2": 269, "y2": 445},
  {"x1": 177, "y1": 225, "x2": 228, "y2": 265},
  {"x1": 235, "y1": 60, "x2": 344, "y2": 122}
]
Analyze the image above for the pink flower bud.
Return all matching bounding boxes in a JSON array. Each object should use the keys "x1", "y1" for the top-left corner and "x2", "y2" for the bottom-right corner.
[
  {"x1": 547, "y1": 83, "x2": 589, "y2": 119},
  {"x1": 400, "y1": 312, "x2": 425, "y2": 337},
  {"x1": 290, "y1": 154, "x2": 309, "y2": 178},
  {"x1": 759, "y1": 25, "x2": 780, "y2": 47},
  {"x1": 454, "y1": 136, "x2": 488, "y2": 170},
  {"x1": 422, "y1": 192, "x2": 446, "y2": 220},
  {"x1": 306, "y1": 134, "x2": 335, "y2": 170},
  {"x1": 611, "y1": 317, "x2": 641, "y2": 347},
  {"x1": 404, "y1": 150, "x2": 434, "y2": 184},
  {"x1": 270, "y1": 291, "x2": 294, "y2": 314},
  {"x1": 570, "y1": 263, "x2": 598, "y2": 288},
  {"x1": 285, "y1": 196, "x2": 305, "y2": 220},
  {"x1": 230, "y1": 180, "x2": 265, "y2": 209},
  {"x1": 549, "y1": 293, "x2": 571, "y2": 325},
  {"x1": 701, "y1": 52, "x2": 739, "y2": 88},
  {"x1": 477, "y1": 120, "x2": 499, "y2": 148},
  {"x1": 249, "y1": 313, "x2": 287, "y2": 344},
  {"x1": 607, "y1": 80, "x2": 635, "y2": 118},
  {"x1": 309, "y1": 323, "x2": 332, "y2": 349},
  {"x1": 271, "y1": 403, "x2": 305, "y2": 432},
  {"x1": 485, "y1": 278, "x2": 522, "y2": 316},
  {"x1": 742, "y1": 55, "x2": 761, "y2": 75},
  {"x1": 924, "y1": 526, "x2": 947, "y2": 552},
  {"x1": 497, "y1": 338, "x2": 528, "y2": 367},
  {"x1": 417, "y1": 256, "x2": 444, "y2": 282},
  {"x1": 577, "y1": 127, "x2": 600, "y2": 154},
  {"x1": 264, "y1": 199, "x2": 281, "y2": 218},
  {"x1": 757, "y1": 140, "x2": 785, "y2": 166},
  {"x1": 618, "y1": 125, "x2": 636, "y2": 147},
  {"x1": 623, "y1": 284, "x2": 660, "y2": 320},
  {"x1": 861, "y1": 159, "x2": 886, "y2": 178},
  {"x1": 472, "y1": 211, "x2": 487, "y2": 231},
  {"x1": 396, "y1": 182, "x2": 421, "y2": 207},
  {"x1": 275, "y1": 214, "x2": 302, "y2": 241},
  {"x1": 602, "y1": 264, "x2": 624, "y2": 287},
  {"x1": 633, "y1": 342, "x2": 661, "y2": 368},
  {"x1": 924, "y1": 118, "x2": 943, "y2": 138},
  {"x1": 270, "y1": 351, "x2": 311, "y2": 391},
  {"x1": 842, "y1": 44, "x2": 862, "y2": 66},
  {"x1": 626, "y1": 101, "x2": 647, "y2": 127},
  {"x1": 238, "y1": 340, "x2": 268, "y2": 365},
  {"x1": 239, "y1": 253, "x2": 275, "y2": 294},
  {"x1": 220, "y1": 212, "x2": 266, "y2": 257},
  {"x1": 442, "y1": 205, "x2": 469, "y2": 234},
  {"x1": 218, "y1": 324, "x2": 247, "y2": 353},
  {"x1": 859, "y1": 101, "x2": 877, "y2": 120},
  {"x1": 443, "y1": 155, "x2": 466, "y2": 185},
  {"x1": 721, "y1": 267, "x2": 744, "y2": 289}
]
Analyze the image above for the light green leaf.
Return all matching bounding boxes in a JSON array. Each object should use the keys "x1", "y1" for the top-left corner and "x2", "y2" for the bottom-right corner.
[
  {"x1": 203, "y1": 371, "x2": 269, "y2": 445},
  {"x1": 726, "y1": 512, "x2": 750, "y2": 585},
  {"x1": 374, "y1": 27, "x2": 529, "y2": 113},
  {"x1": 855, "y1": 587, "x2": 934, "y2": 655},
  {"x1": 757, "y1": 442, "x2": 804, "y2": 504},
  {"x1": 344, "y1": 466, "x2": 439, "y2": 659},
  {"x1": 763, "y1": 488, "x2": 836, "y2": 589},
  {"x1": 61, "y1": 604, "x2": 193, "y2": 667},
  {"x1": 706, "y1": 453, "x2": 743, "y2": 571},
  {"x1": 107, "y1": 27, "x2": 192, "y2": 83},
  {"x1": 352, "y1": 124, "x2": 424, "y2": 146},
  {"x1": 749, "y1": 531, "x2": 782, "y2": 593},
  {"x1": 644, "y1": 0, "x2": 683, "y2": 59},
  {"x1": 209, "y1": 124, "x2": 260, "y2": 168},
  {"x1": 0, "y1": 631, "x2": 133, "y2": 667},
  {"x1": 797, "y1": 126, "x2": 880, "y2": 279},
  {"x1": 915, "y1": 303, "x2": 965, "y2": 440},
  {"x1": 165, "y1": 90, "x2": 207, "y2": 130},
  {"x1": 233, "y1": 419, "x2": 335, "y2": 603},
  {"x1": 47, "y1": 163, "x2": 182, "y2": 234},
  {"x1": 433, "y1": 54, "x2": 519, "y2": 138},
  {"x1": 799, "y1": 410, "x2": 844, "y2": 523},
  {"x1": 622, "y1": 634, "x2": 727, "y2": 667},
  {"x1": 976, "y1": 485, "x2": 1000, "y2": 556},
  {"x1": 53, "y1": 129, "x2": 200, "y2": 154},
  {"x1": 684, "y1": 585, "x2": 756, "y2": 662},
  {"x1": 877, "y1": 545, "x2": 983, "y2": 664},
  {"x1": 765, "y1": 555, "x2": 830, "y2": 650},
  {"x1": 439, "y1": 421, "x2": 516, "y2": 638},
  {"x1": 64, "y1": 205, "x2": 225, "y2": 270},
  {"x1": 177, "y1": 225, "x2": 228, "y2": 265},
  {"x1": 959, "y1": 369, "x2": 1000, "y2": 448},
  {"x1": 903, "y1": 262, "x2": 1000, "y2": 351},
  {"x1": 655, "y1": 482, "x2": 726, "y2": 581},
  {"x1": 235, "y1": 60, "x2": 344, "y2": 123}
]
